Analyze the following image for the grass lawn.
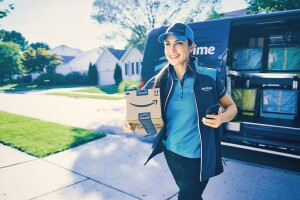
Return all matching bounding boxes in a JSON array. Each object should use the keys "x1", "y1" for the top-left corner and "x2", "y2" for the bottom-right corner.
[
  {"x1": 0, "y1": 83, "x2": 84, "y2": 92},
  {"x1": 47, "y1": 85, "x2": 125, "y2": 100},
  {"x1": 0, "y1": 83, "x2": 40, "y2": 92},
  {"x1": 74, "y1": 85, "x2": 122, "y2": 94},
  {"x1": 0, "y1": 111, "x2": 106, "y2": 158}
]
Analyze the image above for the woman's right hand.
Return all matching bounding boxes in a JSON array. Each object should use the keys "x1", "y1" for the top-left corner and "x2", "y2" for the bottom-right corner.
[{"x1": 123, "y1": 121, "x2": 136, "y2": 133}]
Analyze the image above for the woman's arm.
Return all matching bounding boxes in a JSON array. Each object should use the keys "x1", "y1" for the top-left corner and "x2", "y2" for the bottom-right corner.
[{"x1": 202, "y1": 93, "x2": 237, "y2": 128}]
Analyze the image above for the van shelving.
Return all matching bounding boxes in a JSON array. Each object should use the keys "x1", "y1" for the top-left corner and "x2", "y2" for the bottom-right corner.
[{"x1": 141, "y1": 9, "x2": 300, "y2": 155}]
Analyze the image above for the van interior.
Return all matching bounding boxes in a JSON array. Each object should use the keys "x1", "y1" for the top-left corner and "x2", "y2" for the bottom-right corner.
[{"x1": 224, "y1": 13, "x2": 300, "y2": 155}]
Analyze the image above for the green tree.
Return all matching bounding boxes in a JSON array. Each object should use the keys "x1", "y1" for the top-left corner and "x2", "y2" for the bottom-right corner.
[
  {"x1": 30, "y1": 42, "x2": 50, "y2": 50},
  {"x1": 0, "y1": 0, "x2": 14, "y2": 21},
  {"x1": 247, "y1": 0, "x2": 300, "y2": 14},
  {"x1": 114, "y1": 63, "x2": 123, "y2": 85},
  {"x1": 125, "y1": 25, "x2": 147, "y2": 52},
  {"x1": 0, "y1": 42, "x2": 22, "y2": 84},
  {"x1": 88, "y1": 62, "x2": 98, "y2": 85},
  {"x1": 92, "y1": 0, "x2": 220, "y2": 51},
  {"x1": 22, "y1": 48, "x2": 61, "y2": 74},
  {"x1": 0, "y1": 30, "x2": 28, "y2": 50},
  {"x1": 206, "y1": 9, "x2": 225, "y2": 20}
]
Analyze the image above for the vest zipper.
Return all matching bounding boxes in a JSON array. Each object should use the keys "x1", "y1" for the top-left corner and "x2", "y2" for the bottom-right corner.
[
  {"x1": 188, "y1": 64, "x2": 203, "y2": 182},
  {"x1": 164, "y1": 72, "x2": 174, "y2": 112}
]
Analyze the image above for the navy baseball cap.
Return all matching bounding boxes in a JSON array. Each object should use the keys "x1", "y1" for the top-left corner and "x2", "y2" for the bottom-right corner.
[{"x1": 158, "y1": 23, "x2": 194, "y2": 43}]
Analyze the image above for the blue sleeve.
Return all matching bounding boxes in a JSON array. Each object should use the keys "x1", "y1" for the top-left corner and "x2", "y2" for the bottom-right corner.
[{"x1": 216, "y1": 76, "x2": 226, "y2": 99}]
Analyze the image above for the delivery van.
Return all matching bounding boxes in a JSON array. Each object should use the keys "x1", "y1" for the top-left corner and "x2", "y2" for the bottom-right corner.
[{"x1": 141, "y1": 9, "x2": 300, "y2": 155}]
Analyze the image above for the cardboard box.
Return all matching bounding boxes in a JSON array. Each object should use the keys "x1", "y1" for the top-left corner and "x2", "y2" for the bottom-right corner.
[{"x1": 126, "y1": 88, "x2": 163, "y2": 134}]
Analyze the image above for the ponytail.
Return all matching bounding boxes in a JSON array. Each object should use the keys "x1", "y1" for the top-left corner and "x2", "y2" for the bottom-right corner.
[{"x1": 154, "y1": 63, "x2": 169, "y2": 88}]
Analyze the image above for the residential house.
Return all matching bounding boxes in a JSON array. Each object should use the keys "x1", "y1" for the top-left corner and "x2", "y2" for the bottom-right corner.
[
  {"x1": 53, "y1": 46, "x2": 102, "y2": 75},
  {"x1": 51, "y1": 45, "x2": 143, "y2": 86},
  {"x1": 95, "y1": 48, "x2": 126, "y2": 86},
  {"x1": 120, "y1": 47, "x2": 143, "y2": 82},
  {"x1": 224, "y1": 9, "x2": 247, "y2": 18},
  {"x1": 49, "y1": 45, "x2": 82, "y2": 56},
  {"x1": 95, "y1": 47, "x2": 143, "y2": 86}
]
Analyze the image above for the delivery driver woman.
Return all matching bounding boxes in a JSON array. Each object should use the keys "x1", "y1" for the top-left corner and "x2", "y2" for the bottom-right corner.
[{"x1": 124, "y1": 23, "x2": 237, "y2": 200}]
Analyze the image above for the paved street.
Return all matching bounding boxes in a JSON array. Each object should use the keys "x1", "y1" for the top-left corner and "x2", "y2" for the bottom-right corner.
[{"x1": 0, "y1": 90, "x2": 300, "y2": 200}]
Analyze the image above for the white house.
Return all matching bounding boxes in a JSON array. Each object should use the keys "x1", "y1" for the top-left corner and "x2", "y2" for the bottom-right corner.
[
  {"x1": 49, "y1": 45, "x2": 81, "y2": 57},
  {"x1": 53, "y1": 46, "x2": 102, "y2": 75},
  {"x1": 94, "y1": 47, "x2": 143, "y2": 86},
  {"x1": 120, "y1": 47, "x2": 143, "y2": 81},
  {"x1": 50, "y1": 45, "x2": 143, "y2": 86},
  {"x1": 95, "y1": 48, "x2": 126, "y2": 86}
]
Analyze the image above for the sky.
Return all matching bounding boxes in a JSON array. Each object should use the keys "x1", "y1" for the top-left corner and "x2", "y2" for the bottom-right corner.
[{"x1": 1, "y1": 0, "x2": 248, "y2": 51}]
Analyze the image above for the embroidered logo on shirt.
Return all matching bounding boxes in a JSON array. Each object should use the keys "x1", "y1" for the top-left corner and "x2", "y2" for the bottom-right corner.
[{"x1": 201, "y1": 87, "x2": 213, "y2": 92}]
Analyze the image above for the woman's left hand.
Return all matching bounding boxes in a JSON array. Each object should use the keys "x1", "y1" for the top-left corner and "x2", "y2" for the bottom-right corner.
[{"x1": 202, "y1": 108, "x2": 223, "y2": 128}]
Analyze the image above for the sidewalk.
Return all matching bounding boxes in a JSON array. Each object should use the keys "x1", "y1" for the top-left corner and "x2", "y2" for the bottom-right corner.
[
  {"x1": 1, "y1": 135, "x2": 300, "y2": 200},
  {"x1": 0, "y1": 92, "x2": 300, "y2": 199},
  {"x1": 0, "y1": 135, "x2": 177, "y2": 200}
]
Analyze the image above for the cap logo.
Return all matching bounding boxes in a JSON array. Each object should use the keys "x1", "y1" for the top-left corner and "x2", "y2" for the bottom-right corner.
[{"x1": 172, "y1": 28, "x2": 185, "y2": 35}]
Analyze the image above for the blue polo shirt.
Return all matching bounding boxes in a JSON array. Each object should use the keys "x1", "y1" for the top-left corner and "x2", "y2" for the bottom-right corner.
[{"x1": 165, "y1": 66, "x2": 201, "y2": 158}]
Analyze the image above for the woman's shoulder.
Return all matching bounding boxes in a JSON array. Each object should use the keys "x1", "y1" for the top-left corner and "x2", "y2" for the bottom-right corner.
[
  {"x1": 195, "y1": 66, "x2": 217, "y2": 81},
  {"x1": 190, "y1": 57, "x2": 217, "y2": 81}
]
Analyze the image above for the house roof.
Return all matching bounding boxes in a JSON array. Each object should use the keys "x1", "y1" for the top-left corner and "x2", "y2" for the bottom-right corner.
[
  {"x1": 49, "y1": 45, "x2": 82, "y2": 56},
  {"x1": 61, "y1": 56, "x2": 76, "y2": 63},
  {"x1": 120, "y1": 47, "x2": 143, "y2": 62},
  {"x1": 224, "y1": 9, "x2": 248, "y2": 18},
  {"x1": 55, "y1": 48, "x2": 103, "y2": 74},
  {"x1": 108, "y1": 48, "x2": 126, "y2": 60}
]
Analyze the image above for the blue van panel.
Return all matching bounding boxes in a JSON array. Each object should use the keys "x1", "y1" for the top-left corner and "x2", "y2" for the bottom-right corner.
[{"x1": 189, "y1": 20, "x2": 231, "y2": 83}]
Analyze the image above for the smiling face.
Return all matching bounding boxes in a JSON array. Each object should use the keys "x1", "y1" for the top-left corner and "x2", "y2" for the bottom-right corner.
[{"x1": 164, "y1": 35, "x2": 195, "y2": 69}]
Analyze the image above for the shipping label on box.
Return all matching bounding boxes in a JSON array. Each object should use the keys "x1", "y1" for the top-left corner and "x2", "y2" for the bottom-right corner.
[{"x1": 126, "y1": 88, "x2": 163, "y2": 134}]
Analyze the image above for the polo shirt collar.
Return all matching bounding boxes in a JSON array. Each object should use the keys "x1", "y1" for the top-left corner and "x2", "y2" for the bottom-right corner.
[{"x1": 169, "y1": 65, "x2": 193, "y2": 81}]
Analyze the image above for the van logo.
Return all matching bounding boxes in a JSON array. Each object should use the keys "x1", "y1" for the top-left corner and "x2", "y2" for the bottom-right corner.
[
  {"x1": 193, "y1": 46, "x2": 215, "y2": 55},
  {"x1": 201, "y1": 87, "x2": 212, "y2": 92},
  {"x1": 130, "y1": 100, "x2": 158, "y2": 107}
]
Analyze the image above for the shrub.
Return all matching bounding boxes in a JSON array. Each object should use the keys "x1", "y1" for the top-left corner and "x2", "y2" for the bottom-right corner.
[
  {"x1": 118, "y1": 80, "x2": 140, "y2": 93},
  {"x1": 35, "y1": 73, "x2": 65, "y2": 85},
  {"x1": 65, "y1": 72, "x2": 87, "y2": 84},
  {"x1": 20, "y1": 74, "x2": 32, "y2": 83},
  {"x1": 88, "y1": 63, "x2": 98, "y2": 85},
  {"x1": 114, "y1": 63, "x2": 123, "y2": 85}
]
